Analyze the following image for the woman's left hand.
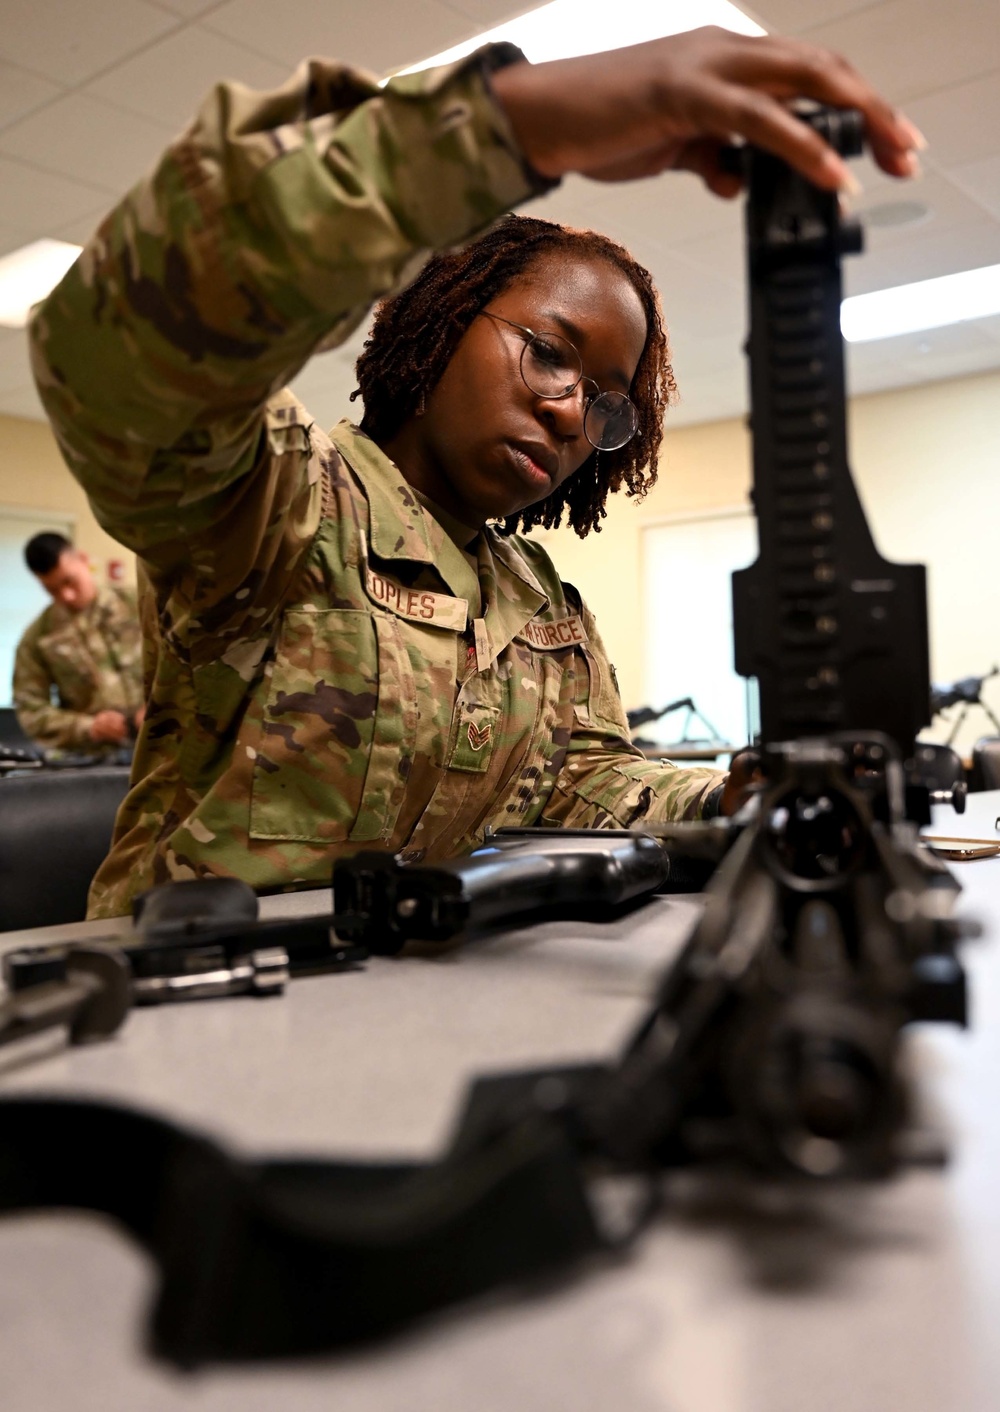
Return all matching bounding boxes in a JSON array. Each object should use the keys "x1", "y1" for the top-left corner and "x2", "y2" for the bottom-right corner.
[{"x1": 720, "y1": 748, "x2": 763, "y2": 815}]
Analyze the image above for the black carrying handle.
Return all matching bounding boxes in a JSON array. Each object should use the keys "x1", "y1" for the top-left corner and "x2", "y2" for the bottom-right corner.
[{"x1": 0, "y1": 1094, "x2": 607, "y2": 1365}]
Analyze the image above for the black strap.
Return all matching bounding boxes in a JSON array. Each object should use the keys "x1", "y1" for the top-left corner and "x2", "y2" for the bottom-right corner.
[{"x1": 0, "y1": 1092, "x2": 611, "y2": 1365}]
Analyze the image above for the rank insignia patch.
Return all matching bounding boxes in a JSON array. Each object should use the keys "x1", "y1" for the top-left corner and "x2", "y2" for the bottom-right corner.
[
  {"x1": 449, "y1": 705, "x2": 500, "y2": 773},
  {"x1": 467, "y1": 720, "x2": 492, "y2": 752}
]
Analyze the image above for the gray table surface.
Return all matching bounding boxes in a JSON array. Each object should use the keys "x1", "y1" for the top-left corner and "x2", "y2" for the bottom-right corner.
[{"x1": 1, "y1": 797, "x2": 999, "y2": 1412}]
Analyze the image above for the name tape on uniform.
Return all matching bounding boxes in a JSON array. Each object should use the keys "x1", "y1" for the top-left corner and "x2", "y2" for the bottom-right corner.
[
  {"x1": 518, "y1": 614, "x2": 588, "y2": 651},
  {"x1": 365, "y1": 569, "x2": 467, "y2": 631}
]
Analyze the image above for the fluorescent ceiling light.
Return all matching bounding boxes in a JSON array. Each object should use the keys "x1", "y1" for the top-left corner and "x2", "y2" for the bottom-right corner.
[
  {"x1": 394, "y1": 0, "x2": 764, "y2": 74},
  {"x1": 0, "y1": 239, "x2": 81, "y2": 329},
  {"x1": 842, "y1": 263, "x2": 1000, "y2": 343}
]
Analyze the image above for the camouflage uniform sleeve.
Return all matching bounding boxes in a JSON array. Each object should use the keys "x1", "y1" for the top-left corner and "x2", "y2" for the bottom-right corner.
[
  {"x1": 28, "y1": 45, "x2": 546, "y2": 571},
  {"x1": 12, "y1": 621, "x2": 95, "y2": 750},
  {"x1": 539, "y1": 602, "x2": 727, "y2": 828}
]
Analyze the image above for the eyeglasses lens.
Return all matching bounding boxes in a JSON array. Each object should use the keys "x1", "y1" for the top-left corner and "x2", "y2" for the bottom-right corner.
[
  {"x1": 520, "y1": 329, "x2": 638, "y2": 451},
  {"x1": 521, "y1": 333, "x2": 580, "y2": 397},
  {"x1": 585, "y1": 392, "x2": 639, "y2": 451}
]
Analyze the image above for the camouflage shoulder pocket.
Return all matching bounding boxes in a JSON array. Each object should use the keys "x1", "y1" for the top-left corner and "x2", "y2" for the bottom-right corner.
[{"x1": 576, "y1": 644, "x2": 629, "y2": 736}]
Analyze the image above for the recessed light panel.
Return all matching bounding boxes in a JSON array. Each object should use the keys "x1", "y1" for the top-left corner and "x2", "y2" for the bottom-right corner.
[
  {"x1": 394, "y1": 0, "x2": 764, "y2": 74},
  {"x1": 842, "y1": 264, "x2": 1000, "y2": 342},
  {"x1": 0, "y1": 239, "x2": 81, "y2": 329}
]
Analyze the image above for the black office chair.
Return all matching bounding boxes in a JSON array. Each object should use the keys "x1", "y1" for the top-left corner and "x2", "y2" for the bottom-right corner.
[
  {"x1": 0, "y1": 708, "x2": 34, "y2": 749},
  {"x1": 911, "y1": 741, "x2": 965, "y2": 795},
  {"x1": 970, "y1": 737, "x2": 1000, "y2": 792},
  {"x1": 0, "y1": 767, "x2": 131, "y2": 931}
]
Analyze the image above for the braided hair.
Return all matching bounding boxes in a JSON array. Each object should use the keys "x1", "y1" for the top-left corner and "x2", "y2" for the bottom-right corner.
[{"x1": 351, "y1": 214, "x2": 676, "y2": 537}]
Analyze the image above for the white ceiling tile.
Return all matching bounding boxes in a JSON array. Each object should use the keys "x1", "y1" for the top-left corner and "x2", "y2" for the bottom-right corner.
[
  {"x1": 0, "y1": 93, "x2": 177, "y2": 196},
  {"x1": 87, "y1": 25, "x2": 291, "y2": 128},
  {"x1": 863, "y1": 320, "x2": 1000, "y2": 361},
  {"x1": 839, "y1": 150, "x2": 903, "y2": 208},
  {"x1": 748, "y1": 1, "x2": 877, "y2": 33},
  {"x1": 573, "y1": 172, "x2": 737, "y2": 250},
  {"x1": 48, "y1": 206, "x2": 120, "y2": 247},
  {"x1": 0, "y1": 0, "x2": 178, "y2": 87},
  {"x1": 0, "y1": 222, "x2": 35, "y2": 261},
  {"x1": 859, "y1": 171, "x2": 998, "y2": 251},
  {"x1": 670, "y1": 330, "x2": 742, "y2": 381},
  {"x1": 655, "y1": 265, "x2": 744, "y2": 340},
  {"x1": 845, "y1": 344, "x2": 911, "y2": 397},
  {"x1": 147, "y1": 0, "x2": 233, "y2": 15},
  {"x1": 441, "y1": 0, "x2": 536, "y2": 23},
  {"x1": 0, "y1": 156, "x2": 112, "y2": 237},
  {"x1": 804, "y1": 0, "x2": 1000, "y2": 104},
  {"x1": 528, "y1": 174, "x2": 635, "y2": 228},
  {"x1": 904, "y1": 71, "x2": 1000, "y2": 169},
  {"x1": 669, "y1": 224, "x2": 745, "y2": 289},
  {"x1": 896, "y1": 342, "x2": 1000, "y2": 384},
  {"x1": 2, "y1": 0, "x2": 1000, "y2": 427},
  {"x1": 948, "y1": 156, "x2": 1000, "y2": 222},
  {"x1": 845, "y1": 339, "x2": 905, "y2": 375},
  {"x1": 0, "y1": 63, "x2": 63, "y2": 134},
  {"x1": 844, "y1": 216, "x2": 1000, "y2": 295},
  {"x1": 203, "y1": 0, "x2": 473, "y2": 76},
  {"x1": 848, "y1": 322, "x2": 1000, "y2": 394}
]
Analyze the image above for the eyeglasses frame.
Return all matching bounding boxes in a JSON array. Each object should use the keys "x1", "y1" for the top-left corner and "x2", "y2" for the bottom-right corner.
[{"x1": 478, "y1": 311, "x2": 639, "y2": 452}]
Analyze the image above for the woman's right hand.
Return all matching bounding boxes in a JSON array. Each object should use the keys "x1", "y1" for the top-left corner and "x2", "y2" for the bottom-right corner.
[{"x1": 491, "y1": 25, "x2": 923, "y2": 197}]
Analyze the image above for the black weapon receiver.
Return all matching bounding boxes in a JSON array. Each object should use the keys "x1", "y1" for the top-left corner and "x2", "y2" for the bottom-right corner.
[{"x1": 732, "y1": 108, "x2": 931, "y2": 759}]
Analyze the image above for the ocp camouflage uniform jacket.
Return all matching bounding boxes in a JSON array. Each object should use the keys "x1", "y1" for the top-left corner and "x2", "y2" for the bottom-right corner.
[
  {"x1": 12, "y1": 584, "x2": 144, "y2": 752},
  {"x1": 29, "y1": 44, "x2": 725, "y2": 918}
]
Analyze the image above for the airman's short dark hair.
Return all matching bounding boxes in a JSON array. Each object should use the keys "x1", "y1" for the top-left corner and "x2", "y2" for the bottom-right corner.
[{"x1": 24, "y1": 531, "x2": 72, "y2": 576}]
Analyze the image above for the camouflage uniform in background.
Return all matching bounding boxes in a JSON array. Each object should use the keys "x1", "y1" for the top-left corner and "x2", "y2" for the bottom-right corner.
[
  {"x1": 29, "y1": 44, "x2": 725, "y2": 919},
  {"x1": 12, "y1": 583, "x2": 144, "y2": 754}
]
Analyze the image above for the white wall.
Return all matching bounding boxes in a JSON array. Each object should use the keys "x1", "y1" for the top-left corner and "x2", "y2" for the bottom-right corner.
[
  {"x1": 535, "y1": 368, "x2": 1000, "y2": 757},
  {"x1": 2, "y1": 368, "x2": 999, "y2": 754}
]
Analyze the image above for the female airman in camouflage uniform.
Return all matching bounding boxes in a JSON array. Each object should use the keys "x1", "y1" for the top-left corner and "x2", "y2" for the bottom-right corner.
[{"x1": 28, "y1": 30, "x2": 921, "y2": 916}]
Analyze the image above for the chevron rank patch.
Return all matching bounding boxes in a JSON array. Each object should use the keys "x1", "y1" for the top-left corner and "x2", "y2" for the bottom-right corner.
[{"x1": 448, "y1": 704, "x2": 499, "y2": 773}]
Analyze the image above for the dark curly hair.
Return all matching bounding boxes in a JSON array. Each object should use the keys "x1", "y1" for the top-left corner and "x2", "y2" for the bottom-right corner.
[{"x1": 351, "y1": 214, "x2": 676, "y2": 537}]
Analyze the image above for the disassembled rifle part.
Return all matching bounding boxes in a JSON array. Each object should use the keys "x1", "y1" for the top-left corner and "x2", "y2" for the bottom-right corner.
[
  {"x1": 1, "y1": 877, "x2": 367, "y2": 1054},
  {"x1": 0, "y1": 944, "x2": 130, "y2": 1051}
]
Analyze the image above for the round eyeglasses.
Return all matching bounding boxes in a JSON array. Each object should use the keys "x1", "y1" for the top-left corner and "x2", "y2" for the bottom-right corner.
[{"x1": 479, "y1": 312, "x2": 639, "y2": 452}]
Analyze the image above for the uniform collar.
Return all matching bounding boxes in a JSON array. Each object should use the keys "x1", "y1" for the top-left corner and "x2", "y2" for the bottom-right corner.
[
  {"x1": 329, "y1": 421, "x2": 437, "y2": 566},
  {"x1": 330, "y1": 420, "x2": 552, "y2": 640},
  {"x1": 475, "y1": 529, "x2": 549, "y2": 655},
  {"x1": 45, "y1": 582, "x2": 116, "y2": 631}
]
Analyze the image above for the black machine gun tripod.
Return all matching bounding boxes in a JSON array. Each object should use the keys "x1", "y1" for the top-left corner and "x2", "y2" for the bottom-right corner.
[
  {"x1": 930, "y1": 665, "x2": 1000, "y2": 746},
  {"x1": 0, "y1": 109, "x2": 974, "y2": 1364}
]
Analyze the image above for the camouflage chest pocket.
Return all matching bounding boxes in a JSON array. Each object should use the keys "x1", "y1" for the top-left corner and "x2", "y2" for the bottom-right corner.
[
  {"x1": 107, "y1": 614, "x2": 143, "y2": 675},
  {"x1": 40, "y1": 627, "x2": 98, "y2": 707},
  {"x1": 249, "y1": 608, "x2": 417, "y2": 844}
]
